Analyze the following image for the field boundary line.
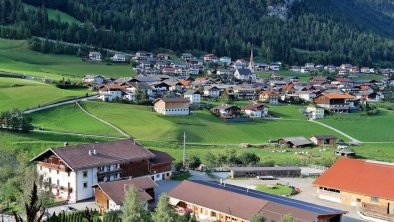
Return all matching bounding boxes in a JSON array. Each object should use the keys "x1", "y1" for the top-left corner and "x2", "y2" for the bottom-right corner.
[
  {"x1": 33, "y1": 129, "x2": 125, "y2": 140},
  {"x1": 309, "y1": 120, "x2": 361, "y2": 143},
  {"x1": 75, "y1": 102, "x2": 130, "y2": 138}
]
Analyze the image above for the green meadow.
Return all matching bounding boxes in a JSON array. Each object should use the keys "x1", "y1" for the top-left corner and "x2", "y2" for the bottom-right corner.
[
  {"x1": 0, "y1": 38, "x2": 135, "y2": 80},
  {"x1": 0, "y1": 77, "x2": 90, "y2": 112},
  {"x1": 23, "y1": 3, "x2": 81, "y2": 24},
  {"x1": 318, "y1": 109, "x2": 394, "y2": 142}
]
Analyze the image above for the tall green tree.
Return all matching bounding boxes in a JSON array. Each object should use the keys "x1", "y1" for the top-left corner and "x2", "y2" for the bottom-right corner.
[
  {"x1": 151, "y1": 195, "x2": 178, "y2": 222},
  {"x1": 121, "y1": 186, "x2": 150, "y2": 222}
]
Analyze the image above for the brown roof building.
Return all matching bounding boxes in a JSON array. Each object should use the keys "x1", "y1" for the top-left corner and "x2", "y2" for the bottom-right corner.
[
  {"x1": 168, "y1": 180, "x2": 346, "y2": 222},
  {"x1": 32, "y1": 139, "x2": 173, "y2": 203},
  {"x1": 94, "y1": 176, "x2": 157, "y2": 213}
]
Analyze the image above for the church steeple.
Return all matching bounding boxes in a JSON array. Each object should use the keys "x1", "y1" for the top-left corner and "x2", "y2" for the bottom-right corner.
[{"x1": 248, "y1": 47, "x2": 254, "y2": 72}]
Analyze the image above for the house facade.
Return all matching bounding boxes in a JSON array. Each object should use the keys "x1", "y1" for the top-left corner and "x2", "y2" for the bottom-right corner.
[
  {"x1": 313, "y1": 93, "x2": 355, "y2": 112},
  {"x1": 234, "y1": 68, "x2": 256, "y2": 82},
  {"x1": 153, "y1": 98, "x2": 190, "y2": 115},
  {"x1": 89, "y1": 52, "x2": 102, "y2": 61},
  {"x1": 306, "y1": 106, "x2": 325, "y2": 119},
  {"x1": 259, "y1": 91, "x2": 280, "y2": 104},
  {"x1": 111, "y1": 54, "x2": 126, "y2": 62},
  {"x1": 32, "y1": 140, "x2": 172, "y2": 203},
  {"x1": 241, "y1": 103, "x2": 268, "y2": 118},
  {"x1": 183, "y1": 90, "x2": 201, "y2": 104}
]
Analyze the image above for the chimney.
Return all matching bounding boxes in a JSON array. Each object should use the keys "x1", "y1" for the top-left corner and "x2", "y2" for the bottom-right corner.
[
  {"x1": 64, "y1": 142, "x2": 69, "y2": 147},
  {"x1": 88, "y1": 150, "x2": 92, "y2": 156}
]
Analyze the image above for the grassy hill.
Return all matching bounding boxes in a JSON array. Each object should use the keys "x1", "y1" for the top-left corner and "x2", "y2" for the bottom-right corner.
[
  {"x1": 31, "y1": 103, "x2": 123, "y2": 137},
  {"x1": 318, "y1": 109, "x2": 394, "y2": 142},
  {"x1": 0, "y1": 77, "x2": 90, "y2": 112},
  {"x1": 80, "y1": 101, "x2": 345, "y2": 144},
  {"x1": 0, "y1": 38, "x2": 135, "y2": 80},
  {"x1": 23, "y1": 3, "x2": 81, "y2": 24}
]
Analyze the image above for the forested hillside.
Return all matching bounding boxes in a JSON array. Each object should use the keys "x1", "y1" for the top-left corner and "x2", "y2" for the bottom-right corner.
[{"x1": 1, "y1": 0, "x2": 393, "y2": 66}]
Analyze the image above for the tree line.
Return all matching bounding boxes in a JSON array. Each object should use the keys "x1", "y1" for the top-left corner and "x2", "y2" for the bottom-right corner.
[{"x1": 1, "y1": 0, "x2": 394, "y2": 67}]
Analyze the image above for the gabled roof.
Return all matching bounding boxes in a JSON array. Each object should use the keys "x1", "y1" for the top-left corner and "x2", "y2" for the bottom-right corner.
[
  {"x1": 210, "y1": 105, "x2": 239, "y2": 111},
  {"x1": 310, "y1": 135, "x2": 337, "y2": 140},
  {"x1": 153, "y1": 98, "x2": 190, "y2": 104},
  {"x1": 31, "y1": 140, "x2": 156, "y2": 171},
  {"x1": 279, "y1": 137, "x2": 313, "y2": 147},
  {"x1": 313, "y1": 158, "x2": 394, "y2": 200},
  {"x1": 168, "y1": 180, "x2": 346, "y2": 221},
  {"x1": 320, "y1": 93, "x2": 355, "y2": 99},
  {"x1": 95, "y1": 177, "x2": 157, "y2": 205},
  {"x1": 236, "y1": 68, "x2": 252, "y2": 76},
  {"x1": 241, "y1": 103, "x2": 265, "y2": 111},
  {"x1": 184, "y1": 90, "x2": 200, "y2": 95},
  {"x1": 148, "y1": 149, "x2": 175, "y2": 165}
]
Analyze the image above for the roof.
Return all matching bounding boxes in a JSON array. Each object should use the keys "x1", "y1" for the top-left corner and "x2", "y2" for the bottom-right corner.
[
  {"x1": 32, "y1": 140, "x2": 156, "y2": 171},
  {"x1": 320, "y1": 93, "x2": 355, "y2": 99},
  {"x1": 184, "y1": 90, "x2": 199, "y2": 95},
  {"x1": 236, "y1": 68, "x2": 252, "y2": 76},
  {"x1": 241, "y1": 103, "x2": 265, "y2": 111},
  {"x1": 96, "y1": 177, "x2": 157, "y2": 205},
  {"x1": 168, "y1": 180, "x2": 345, "y2": 221},
  {"x1": 279, "y1": 137, "x2": 313, "y2": 147},
  {"x1": 310, "y1": 135, "x2": 337, "y2": 140},
  {"x1": 153, "y1": 98, "x2": 190, "y2": 104},
  {"x1": 148, "y1": 149, "x2": 175, "y2": 165},
  {"x1": 313, "y1": 158, "x2": 394, "y2": 200},
  {"x1": 210, "y1": 105, "x2": 239, "y2": 111},
  {"x1": 230, "y1": 167, "x2": 301, "y2": 172}
]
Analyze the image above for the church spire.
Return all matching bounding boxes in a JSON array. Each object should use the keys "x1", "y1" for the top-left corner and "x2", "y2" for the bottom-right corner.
[{"x1": 249, "y1": 47, "x2": 254, "y2": 72}]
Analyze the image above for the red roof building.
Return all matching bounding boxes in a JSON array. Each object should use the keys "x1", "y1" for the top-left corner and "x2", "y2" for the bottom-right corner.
[{"x1": 313, "y1": 158, "x2": 394, "y2": 220}]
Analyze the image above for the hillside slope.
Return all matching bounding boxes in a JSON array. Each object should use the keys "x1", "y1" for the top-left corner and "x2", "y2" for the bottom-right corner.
[{"x1": 1, "y1": 0, "x2": 393, "y2": 66}]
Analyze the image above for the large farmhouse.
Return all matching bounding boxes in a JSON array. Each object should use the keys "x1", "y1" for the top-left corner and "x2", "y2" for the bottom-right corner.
[
  {"x1": 168, "y1": 180, "x2": 346, "y2": 222},
  {"x1": 313, "y1": 93, "x2": 355, "y2": 112},
  {"x1": 313, "y1": 158, "x2": 394, "y2": 221},
  {"x1": 31, "y1": 140, "x2": 173, "y2": 203}
]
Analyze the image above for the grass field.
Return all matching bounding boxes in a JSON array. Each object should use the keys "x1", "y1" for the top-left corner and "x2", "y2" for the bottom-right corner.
[
  {"x1": 257, "y1": 70, "x2": 311, "y2": 82},
  {"x1": 0, "y1": 130, "x2": 112, "y2": 157},
  {"x1": 0, "y1": 77, "x2": 90, "y2": 112},
  {"x1": 255, "y1": 184, "x2": 294, "y2": 195},
  {"x1": 23, "y1": 3, "x2": 80, "y2": 24},
  {"x1": 0, "y1": 38, "x2": 135, "y2": 80},
  {"x1": 318, "y1": 109, "x2": 394, "y2": 142},
  {"x1": 352, "y1": 74, "x2": 384, "y2": 81},
  {"x1": 31, "y1": 103, "x2": 123, "y2": 137},
  {"x1": 82, "y1": 101, "x2": 346, "y2": 144}
]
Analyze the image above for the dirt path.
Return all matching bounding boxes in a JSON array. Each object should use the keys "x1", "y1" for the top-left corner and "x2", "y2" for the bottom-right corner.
[
  {"x1": 24, "y1": 96, "x2": 98, "y2": 114},
  {"x1": 309, "y1": 120, "x2": 362, "y2": 143},
  {"x1": 75, "y1": 102, "x2": 130, "y2": 138},
  {"x1": 33, "y1": 129, "x2": 125, "y2": 139}
]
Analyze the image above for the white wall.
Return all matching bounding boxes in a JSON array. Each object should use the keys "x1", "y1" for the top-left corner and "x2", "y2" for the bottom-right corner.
[{"x1": 76, "y1": 168, "x2": 97, "y2": 201}]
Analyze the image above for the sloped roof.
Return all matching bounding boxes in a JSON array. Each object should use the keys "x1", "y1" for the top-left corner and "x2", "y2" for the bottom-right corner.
[
  {"x1": 321, "y1": 93, "x2": 355, "y2": 99},
  {"x1": 168, "y1": 180, "x2": 345, "y2": 221},
  {"x1": 280, "y1": 137, "x2": 313, "y2": 147},
  {"x1": 236, "y1": 68, "x2": 252, "y2": 76},
  {"x1": 313, "y1": 158, "x2": 394, "y2": 200},
  {"x1": 32, "y1": 140, "x2": 156, "y2": 171},
  {"x1": 96, "y1": 177, "x2": 157, "y2": 205},
  {"x1": 241, "y1": 103, "x2": 265, "y2": 111},
  {"x1": 153, "y1": 98, "x2": 190, "y2": 104}
]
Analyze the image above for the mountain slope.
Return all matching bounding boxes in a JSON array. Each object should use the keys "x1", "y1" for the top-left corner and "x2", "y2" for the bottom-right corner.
[{"x1": 1, "y1": 0, "x2": 393, "y2": 66}]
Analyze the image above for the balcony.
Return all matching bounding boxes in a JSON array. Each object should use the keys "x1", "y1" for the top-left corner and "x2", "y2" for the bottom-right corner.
[
  {"x1": 51, "y1": 184, "x2": 73, "y2": 193},
  {"x1": 39, "y1": 162, "x2": 68, "y2": 171},
  {"x1": 97, "y1": 168, "x2": 122, "y2": 177}
]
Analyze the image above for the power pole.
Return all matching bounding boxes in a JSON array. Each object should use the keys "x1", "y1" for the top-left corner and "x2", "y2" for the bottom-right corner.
[{"x1": 183, "y1": 132, "x2": 186, "y2": 166}]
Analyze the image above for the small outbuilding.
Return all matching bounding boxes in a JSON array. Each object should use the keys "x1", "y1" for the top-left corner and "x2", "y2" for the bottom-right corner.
[
  {"x1": 278, "y1": 137, "x2": 314, "y2": 148},
  {"x1": 309, "y1": 135, "x2": 337, "y2": 146},
  {"x1": 230, "y1": 166, "x2": 301, "y2": 178}
]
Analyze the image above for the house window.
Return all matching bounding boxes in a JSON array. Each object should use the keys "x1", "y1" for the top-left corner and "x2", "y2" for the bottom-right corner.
[
  {"x1": 83, "y1": 171, "x2": 88, "y2": 177},
  {"x1": 156, "y1": 174, "x2": 160, "y2": 178},
  {"x1": 371, "y1": 197, "x2": 379, "y2": 203},
  {"x1": 57, "y1": 170, "x2": 59, "y2": 174},
  {"x1": 167, "y1": 173, "x2": 170, "y2": 177},
  {"x1": 67, "y1": 172, "x2": 71, "y2": 177},
  {"x1": 49, "y1": 168, "x2": 52, "y2": 173},
  {"x1": 40, "y1": 166, "x2": 42, "y2": 170},
  {"x1": 356, "y1": 198, "x2": 361, "y2": 202},
  {"x1": 83, "y1": 182, "x2": 88, "y2": 188}
]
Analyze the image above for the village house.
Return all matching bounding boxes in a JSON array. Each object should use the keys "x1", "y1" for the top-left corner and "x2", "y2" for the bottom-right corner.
[
  {"x1": 309, "y1": 135, "x2": 337, "y2": 146},
  {"x1": 153, "y1": 98, "x2": 190, "y2": 115},
  {"x1": 156, "y1": 53, "x2": 170, "y2": 60},
  {"x1": 234, "y1": 68, "x2": 257, "y2": 82},
  {"x1": 219, "y1": 56, "x2": 232, "y2": 64},
  {"x1": 241, "y1": 103, "x2": 268, "y2": 118},
  {"x1": 278, "y1": 137, "x2": 314, "y2": 148},
  {"x1": 89, "y1": 52, "x2": 102, "y2": 61},
  {"x1": 203, "y1": 86, "x2": 221, "y2": 97},
  {"x1": 98, "y1": 85, "x2": 125, "y2": 101},
  {"x1": 183, "y1": 90, "x2": 201, "y2": 104},
  {"x1": 259, "y1": 91, "x2": 280, "y2": 104},
  {"x1": 31, "y1": 140, "x2": 173, "y2": 203},
  {"x1": 270, "y1": 62, "x2": 281, "y2": 71},
  {"x1": 203, "y1": 54, "x2": 218, "y2": 63},
  {"x1": 233, "y1": 86, "x2": 256, "y2": 99},
  {"x1": 94, "y1": 176, "x2": 157, "y2": 213},
  {"x1": 210, "y1": 105, "x2": 241, "y2": 119},
  {"x1": 168, "y1": 180, "x2": 346, "y2": 222},
  {"x1": 230, "y1": 167, "x2": 301, "y2": 178},
  {"x1": 110, "y1": 53, "x2": 126, "y2": 62},
  {"x1": 313, "y1": 93, "x2": 355, "y2": 112},
  {"x1": 306, "y1": 106, "x2": 325, "y2": 119},
  {"x1": 313, "y1": 158, "x2": 394, "y2": 222},
  {"x1": 82, "y1": 75, "x2": 106, "y2": 85},
  {"x1": 181, "y1": 53, "x2": 193, "y2": 61}
]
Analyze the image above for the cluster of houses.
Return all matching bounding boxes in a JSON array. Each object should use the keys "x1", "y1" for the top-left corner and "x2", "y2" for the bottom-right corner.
[
  {"x1": 290, "y1": 63, "x2": 378, "y2": 75},
  {"x1": 30, "y1": 139, "x2": 394, "y2": 222}
]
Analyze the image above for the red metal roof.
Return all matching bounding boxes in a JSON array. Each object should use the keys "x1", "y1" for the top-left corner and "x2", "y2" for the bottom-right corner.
[{"x1": 313, "y1": 158, "x2": 394, "y2": 200}]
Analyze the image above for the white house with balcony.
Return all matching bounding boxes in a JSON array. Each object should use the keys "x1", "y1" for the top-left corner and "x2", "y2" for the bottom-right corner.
[{"x1": 184, "y1": 90, "x2": 201, "y2": 104}]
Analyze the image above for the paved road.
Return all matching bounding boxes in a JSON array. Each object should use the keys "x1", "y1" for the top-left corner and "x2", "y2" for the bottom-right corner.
[
  {"x1": 309, "y1": 120, "x2": 362, "y2": 143},
  {"x1": 24, "y1": 96, "x2": 98, "y2": 114}
]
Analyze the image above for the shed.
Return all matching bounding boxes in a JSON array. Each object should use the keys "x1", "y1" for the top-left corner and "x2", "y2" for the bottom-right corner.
[
  {"x1": 310, "y1": 135, "x2": 337, "y2": 146},
  {"x1": 278, "y1": 137, "x2": 314, "y2": 148}
]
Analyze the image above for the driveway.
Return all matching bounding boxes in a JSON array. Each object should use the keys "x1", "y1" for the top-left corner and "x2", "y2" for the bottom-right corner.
[{"x1": 46, "y1": 199, "x2": 97, "y2": 215}]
